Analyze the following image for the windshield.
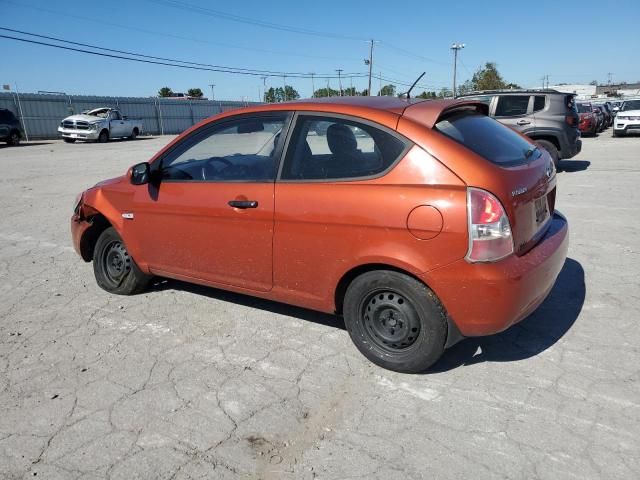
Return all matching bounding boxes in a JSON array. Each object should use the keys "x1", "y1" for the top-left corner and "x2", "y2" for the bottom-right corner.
[
  {"x1": 577, "y1": 104, "x2": 592, "y2": 113},
  {"x1": 87, "y1": 109, "x2": 110, "y2": 118},
  {"x1": 622, "y1": 100, "x2": 640, "y2": 111},
  {"x1": 435, "y1": 111, "x2": 541, "y2": 166}
]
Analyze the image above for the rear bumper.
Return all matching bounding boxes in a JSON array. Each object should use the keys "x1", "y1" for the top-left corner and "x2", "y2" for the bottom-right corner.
[{"x1": 423, "y1": 212, "x2": 569, "y2": 337}]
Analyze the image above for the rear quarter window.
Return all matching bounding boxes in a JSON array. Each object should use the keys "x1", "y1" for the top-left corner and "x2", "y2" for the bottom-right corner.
[{"x1": 435, "y1": 112, "x2": 540, "y2": 167}]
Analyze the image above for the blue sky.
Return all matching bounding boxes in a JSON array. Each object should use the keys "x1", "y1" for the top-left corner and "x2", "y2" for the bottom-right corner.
[{"x1": 2, "y1": 0, "x2": 639, "y2": 100}]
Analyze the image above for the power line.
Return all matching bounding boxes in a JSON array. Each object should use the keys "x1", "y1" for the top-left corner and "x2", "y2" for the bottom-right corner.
[
  {"x1": 3, "y1": 0, "x2": 362, "y2": 62},
  {"x1": 145, "y1": 0, "x2": 368, "y2": 41},
  {"x1": 378, "y1": 42, "x2": 451, "y2": 67},
  {"x1": 0, "y1": 29, "x2": 367, "y2": 79}
]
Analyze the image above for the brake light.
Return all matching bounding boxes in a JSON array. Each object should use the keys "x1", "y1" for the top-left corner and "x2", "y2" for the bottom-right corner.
[
  {"x1": 565, "y1": 115, "x2": 577, "y2": 126},
  {"x1": 466, "y1": 188, "x2": 514, "y2": 263}
]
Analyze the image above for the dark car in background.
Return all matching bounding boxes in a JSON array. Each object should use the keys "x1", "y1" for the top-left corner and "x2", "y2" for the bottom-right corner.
[
  {"x1": 596, "y1": 103, "x2": 613, "y2": 128},
  {"x1": 592, "y1": 106, "x2": 605, "y2": 132},
  {"x1": 0, "y1": 108, "x2": 24, "y2": 146},
  {"x1": 577, "y1": 103, "x2": 597, "y2": 136},
  {"x1": 458, "y1": 89, "x2": 581, "y2": 167}
]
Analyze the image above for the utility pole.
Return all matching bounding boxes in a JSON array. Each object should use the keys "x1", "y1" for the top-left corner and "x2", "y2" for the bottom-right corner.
[
  {"x1": 336, "y1": 69, "x2": 343, "y2": 96},
  {"x1": 260, "y1": 76, "x2": 267, "y2": 102},
  {"x1": 607, "y1": 72, "x2": 613, "y2": 85},
  {"x1": 327, "y1": 78, "x2": 331, "y2": 97},
  {"x1": 366, "y1": 39, "x2": 374, "y2": 96},
  {"x1": 208, "y1": 83, "x2": 215, "y2": 101},
  {"x1": 450, "y1": 42, "x2": 465, "y2": 98},
  {"x1": 310, "y1": 73, "x2": 315, "y2": 98},
  {"x1": 350, "y1": 76, "x2": 353, "y2": 96},
  {"x1": 282, "y1": 75, "x2": 287, "y2": 101},
  {"x1": 378, "y1": 72, "x2": 382, "y2": 96}
]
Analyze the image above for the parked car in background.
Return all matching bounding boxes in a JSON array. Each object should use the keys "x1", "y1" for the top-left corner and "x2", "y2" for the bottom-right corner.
[
  {"x1": 592, "y1": 105, "x2": 605, "y2": 132},
  {"x1": 71, "y1": 96, "x2": 568, "y2": 373},
  {"x1": 596, "y1": 103, "x2": 613, "y2": 128},
  {"x1": 577, "y1": 103, "x2": 598, "y2": 136},
  {"x1": 0, "y1": 108, "x2": 24, "y2": 146},
  {"x1": 458, "y1": 89, "x2": 581, "y2": 167},
  {"x1": 613, "y1": 99, "x2": 640, "y2": 137},
  {"x1": 58, "y1": 108, "x2": 144, "y2": 143}
]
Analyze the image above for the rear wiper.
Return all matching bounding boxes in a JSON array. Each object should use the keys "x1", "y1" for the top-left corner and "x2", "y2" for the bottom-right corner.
[{"x1": 524, "y1": 146, "x2": 538, "y2": 159}]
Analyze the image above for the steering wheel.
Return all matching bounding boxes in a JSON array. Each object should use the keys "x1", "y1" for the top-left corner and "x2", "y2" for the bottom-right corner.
[{"x1": 201, "y1": 157, "x2": 232, "y2": 180}]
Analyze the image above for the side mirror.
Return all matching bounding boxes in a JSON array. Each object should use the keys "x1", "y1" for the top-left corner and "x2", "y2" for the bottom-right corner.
[{"x1": 130, "y1": 162, "x2": 150, "y2": 185}]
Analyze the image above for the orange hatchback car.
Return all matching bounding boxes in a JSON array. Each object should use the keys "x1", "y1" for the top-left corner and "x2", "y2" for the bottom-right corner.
[{"x1": 71, "y1": 97, "x2": 568, "y2": 372}]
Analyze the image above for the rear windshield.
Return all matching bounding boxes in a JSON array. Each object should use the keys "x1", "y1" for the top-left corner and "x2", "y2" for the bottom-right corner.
[
  {"x1": 577, "y1": 104, "x2": 592, "y2": 113},
  {"x1": 435, "y1": 111, "x2": 541, "y2": 166}
]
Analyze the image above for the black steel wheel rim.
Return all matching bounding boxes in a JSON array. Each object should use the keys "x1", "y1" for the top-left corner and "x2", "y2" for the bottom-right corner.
[
  {"x1": 102, "y1": 240, "x2": 131, "y2": 286},
  {"x1": 360, "y1": 290, "x2": 421, "y2": 352}
]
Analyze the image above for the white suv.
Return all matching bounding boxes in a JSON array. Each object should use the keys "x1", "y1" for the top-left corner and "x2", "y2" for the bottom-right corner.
[{"x1": 613, "y1": 99, "x2": 640, "y2": 137}]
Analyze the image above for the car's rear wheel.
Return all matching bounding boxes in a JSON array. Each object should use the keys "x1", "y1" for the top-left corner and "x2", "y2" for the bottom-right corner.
[
  {"x1": 98, "y1": 130, "x2": 109, "y2": 143},
  {"x1": 93, "y1": 227, "x2": 150, "y2": 295},
  {"x1": 343, "y1": 270, "x2": 447, "y2": 373},
  {"x1": 129, "y1": 128, "x2": 138, "y2": 140},
  {"x1": 7, "y1": 131, "x2": 20, "y2": 146},
  {"x1": 534, "y1": 140, "x2": 559, "y2": 169},
  {"x1": 63, "y1": 138, "x2": 76, "y2": 143}
]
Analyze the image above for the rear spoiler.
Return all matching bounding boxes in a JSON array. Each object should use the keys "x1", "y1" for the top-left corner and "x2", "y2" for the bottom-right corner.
[{"x1": 402, "y1": 99, "x2": 490, "y2": 129}]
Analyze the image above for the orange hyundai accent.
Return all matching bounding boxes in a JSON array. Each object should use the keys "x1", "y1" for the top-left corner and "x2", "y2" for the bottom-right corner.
[{"x1": 71, "y1": 96, "x2": 568, "y2": 373}]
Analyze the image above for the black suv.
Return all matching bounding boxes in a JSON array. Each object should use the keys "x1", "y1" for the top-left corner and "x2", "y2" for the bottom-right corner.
[
  {"x1": 0, "y1": 108, "x2": 24, "y2": 146},
  {"x1": 458, "y1": 89, "x2": 581, "y2": 166}
]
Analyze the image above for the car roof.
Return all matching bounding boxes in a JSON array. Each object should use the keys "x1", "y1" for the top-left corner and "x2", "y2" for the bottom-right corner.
[
  {"x1": 214, "y1": 96, "x2": 488, "y2": 130},
  {"x1": 458, "y1": 89, "x2": 569, "y2": 96}
]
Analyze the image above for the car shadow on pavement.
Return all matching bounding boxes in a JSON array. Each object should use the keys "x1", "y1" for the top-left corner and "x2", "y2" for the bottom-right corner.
[
  {"x1": 559, "y1": 160, "x2": 590, "y2": 172},
  {"x1": 148, "y1": 278, "x2": 347, "y2": 330},
  {"x1": 0, "y1": 142, "x2": 54, "y2": 149},
  {"x1": 429, "y1": 257, "x2": 585, "y2": 373}
]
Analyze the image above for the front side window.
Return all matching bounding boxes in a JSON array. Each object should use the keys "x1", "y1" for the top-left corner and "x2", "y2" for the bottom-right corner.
[
  {"x1": 622, "y1": 100, "x2": 640, "y2": 111},
  {"x1": 463, "y1": 95, "x2": 493, "y2": 106},
  {"x1": 160, "y1": 114, "x2": 287, "y2": 181},
  {"x1": 495, "y1": 95, "x2": 530, "y2": 117},
  {"x1": 110, "y1": 111, "x2": 122, "y2": 120},
  {"x1": 281, "y1": 115, "x2": 408, "y2": 180}
]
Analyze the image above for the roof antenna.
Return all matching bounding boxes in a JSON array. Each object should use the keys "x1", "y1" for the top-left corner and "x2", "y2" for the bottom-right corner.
[{"x1": 401, "y1": 72, "x2": 426, "y2": 99}]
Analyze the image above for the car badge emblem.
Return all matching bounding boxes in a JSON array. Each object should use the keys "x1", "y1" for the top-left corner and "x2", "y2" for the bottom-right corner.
[
  {"x1": 122, "y1": 212, "x2": 134, "y2": 220},
  {"x1": 546, "y1": 163, "x2": 553, "y2": 178},
  {"x1": 512, "y1": 186, "x2": 527, "y2": 197}
]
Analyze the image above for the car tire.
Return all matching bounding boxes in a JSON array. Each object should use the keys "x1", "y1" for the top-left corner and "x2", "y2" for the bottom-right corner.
[
  {"x1": 93, "y1": 227, "x2": 150, "y2": 295},
  {"x1": 534, "y1": 140, "x2": 560, "y2": 168},
  {"x1": 7, "y1": 131, "x2": 20, "y2": 146},
  {"x1": 63, "y1": 138, "x2": 76, "y2": 143},
  {"x1": 98, "y1": 130, "x2": 109, "y2": 143},
  {"x1": 343, "y1": 270, "x2": 447, "y2": 373},
  {"x1": 129, "y1": 128, "x2": 138, "y2": 140}
]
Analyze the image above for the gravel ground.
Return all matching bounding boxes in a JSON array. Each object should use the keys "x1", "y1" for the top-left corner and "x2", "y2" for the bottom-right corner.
[{"x1": 0, "y1": 132, "x2": 638, "y2": 479}]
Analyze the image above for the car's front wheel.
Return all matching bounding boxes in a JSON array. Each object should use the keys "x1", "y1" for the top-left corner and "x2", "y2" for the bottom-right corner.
[
  {"x1": 63, "y1": 138, "x2": 76, "y2": 143},
  {"x1": 343, "y1": 270, "x2": 447, "y2": 373},
  {"x1": 93, "y1": 227, "x2": 150, "y2": 295},
  {"x1": 98, "y1": 130, "x2": 109, "y2": 143}
]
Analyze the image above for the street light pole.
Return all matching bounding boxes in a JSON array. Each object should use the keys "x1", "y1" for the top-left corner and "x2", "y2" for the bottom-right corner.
[
  {"x1": 260, "y1": 76, "x2": 267, "y2": 102},
  {"x1": 208, "y1": 83, "x2": 215, "y2": 101},
  {"x1": 336, "y1": 69, "x2": 343, "y2": 96},
  {"x1": 450, "y1": 42, "x2": 465, "y2": 98},
  {"x1": 283, "y1": 75, "x2": 287, "y2": 101},
  {"x1": 310, "y1": 73, "x2": 315, "y2": 98}
]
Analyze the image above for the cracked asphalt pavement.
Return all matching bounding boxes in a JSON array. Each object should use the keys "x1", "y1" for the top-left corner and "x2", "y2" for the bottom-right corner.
[{"x1": 0, "y1": 133, "x2": 639, "y2": 479}]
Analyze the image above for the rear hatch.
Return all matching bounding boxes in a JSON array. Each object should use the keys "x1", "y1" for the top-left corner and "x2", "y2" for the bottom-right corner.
[{"x1": 435, "y1": 110, "x2": 556, "y2": 256}]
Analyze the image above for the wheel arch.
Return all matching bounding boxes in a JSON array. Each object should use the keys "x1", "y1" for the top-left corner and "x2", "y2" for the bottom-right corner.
[
  {"x1": 78, "y1": 213, "x2": 113, "y2": 261},
  {"x1": 528, "y1": 133, "x2": 560, "y2": 151},
  {"x1": 334, "y1": 263, "x2": 464, "y2": 349}
]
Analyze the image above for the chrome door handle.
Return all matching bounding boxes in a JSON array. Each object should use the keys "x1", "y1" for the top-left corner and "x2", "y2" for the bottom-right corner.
[{"x1": 517, "y1": 120, "x2": 531, "y2": 125}]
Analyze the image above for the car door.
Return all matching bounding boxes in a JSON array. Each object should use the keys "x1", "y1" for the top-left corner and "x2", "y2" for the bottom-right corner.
[
  {"x1": 0, "y1": 110, "x2": 9, "y2": 138},
  {"x1": 492, "y1": 95, "x2": 535, "y2": 134},
  {"x1": 109, "y1": 110, "x2": 126, "y2": 137},
  {"x1": 127, "y1": 112, "x2": 290, "y2": 292}
]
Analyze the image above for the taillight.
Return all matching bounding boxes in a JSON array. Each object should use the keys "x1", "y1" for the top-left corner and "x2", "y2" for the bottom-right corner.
[
  {"x1": 466, "y1": 188, "x2": 514, "y2": 263},
  {"x1": 565, "y1": 115, "x2": 577, "y2": 126}
]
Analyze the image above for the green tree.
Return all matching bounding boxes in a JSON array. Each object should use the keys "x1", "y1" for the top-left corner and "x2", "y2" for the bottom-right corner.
[
  {"x1": 504, "y1": 82, "x2": 522, "y2": 90},
  {"x1": 187, "y1": 88, "x2": 203, "y2": 98},
  {"x1": 415, "y1": 91, "x2": 437, "y2": 99},
  {"x1": 378, "y1": 84, "x2": 396, "y2": 96},
  {"x1": 264, "y1": 85, "x2": 300, "y2": 103},
  {"x1": 471, "y1": 62, "x2": 506, "y2": 90},
  {"x1": 342, "y1": 87, "x2": 358, "y2": 96},
  {"x1": 158, "y1": 86, "x2": 173, "y2": 97},
  {"x1": 437, "y1": 87, "x2": 453, "y2": 98},
  {"x1": 314, "y1": 87, "x2": 340, "y2": 98}
]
